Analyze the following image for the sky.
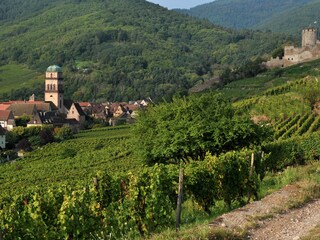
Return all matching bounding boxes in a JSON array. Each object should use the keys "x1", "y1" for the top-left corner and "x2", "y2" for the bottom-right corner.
[{"x1": 146, "y1": 0, "x2": 214, "y2": 9}]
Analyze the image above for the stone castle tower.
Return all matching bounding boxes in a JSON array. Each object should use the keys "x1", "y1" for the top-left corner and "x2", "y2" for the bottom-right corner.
[
  {"x1": 264, "y1": 27, "x2": 320, "y2": 68},
  {"x1": 45, "y1": 65, "x2": 64, "y2": 113},
  {"x1": 302, "y1": 27, "x2": 317, "y2": 47}
]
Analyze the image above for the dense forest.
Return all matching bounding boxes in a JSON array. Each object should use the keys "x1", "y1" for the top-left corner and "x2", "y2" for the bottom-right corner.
[
  {"x1": 180, "y1": 0, "x2": 320, "y2": 34},
  {"x1": 0, "y1": 0, "x2": 290, "y2": 102}
]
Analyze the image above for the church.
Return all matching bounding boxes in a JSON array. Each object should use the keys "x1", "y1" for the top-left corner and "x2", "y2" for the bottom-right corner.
[{"x1": 0, "y1": 65, "x2": 86, "y2": 132}]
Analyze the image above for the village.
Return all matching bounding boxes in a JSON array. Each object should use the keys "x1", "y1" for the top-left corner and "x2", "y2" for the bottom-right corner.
[{"x1": 0, "y1": 65, "x2": 150, "y2": 150}]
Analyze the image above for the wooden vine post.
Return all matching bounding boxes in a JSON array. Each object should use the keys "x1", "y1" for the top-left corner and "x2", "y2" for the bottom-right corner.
[
  {"x1": 176, "y1": 163, "x2": 184, "y2": 231},
  {"x1": 247, "y1": 152, "x2": 255, "y2": 203},
  {"x1": 93, "y1": 177, "x2": 98, "y2": 190}
]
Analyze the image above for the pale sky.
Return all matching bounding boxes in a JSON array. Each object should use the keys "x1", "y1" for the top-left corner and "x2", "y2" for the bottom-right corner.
[{"x1": 146, "y1": 0, "x2": 214, "y2": 9}]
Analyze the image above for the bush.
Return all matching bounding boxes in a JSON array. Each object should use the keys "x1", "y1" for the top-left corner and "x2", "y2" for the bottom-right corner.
[
  {"x1": 17, "y1": 139, "x2": 32, "y2": 152},
  {"x1": 206, "y1": 150, "x2": 260, "y2": 208},
  {"x1": 184, "y1": 161, "x2": 217, "y2": 214},
  {"x1": 54, "y1": 127, "x2": 74, "y2": 141},
  {"x1": 60, "y1": 148, "x2": 77, "y2": 158}
]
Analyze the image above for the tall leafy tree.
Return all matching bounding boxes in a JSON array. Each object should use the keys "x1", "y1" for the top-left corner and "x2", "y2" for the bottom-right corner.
[{"x1": 132, "y1": 93, "x2": 267, "y2": 164}]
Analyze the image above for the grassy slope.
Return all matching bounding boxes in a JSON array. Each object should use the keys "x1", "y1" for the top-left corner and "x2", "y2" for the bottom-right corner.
[
  {"x1": 218, "y1": 58, "x2": 320, "y2": 144},
  {"x1": 219, "y1": 58, "x2": 320, "y2": 101},
  {"x1": 0, "y1": 64, "x2": 42, "y2": 95},
  {"x1": 0, "y1": 126, "x2": 142, "y2": 198}
]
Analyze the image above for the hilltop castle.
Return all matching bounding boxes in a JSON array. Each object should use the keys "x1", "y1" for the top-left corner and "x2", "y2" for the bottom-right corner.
[{"x1": 264, "y1": 27, "x2": 320, "y2": 68}]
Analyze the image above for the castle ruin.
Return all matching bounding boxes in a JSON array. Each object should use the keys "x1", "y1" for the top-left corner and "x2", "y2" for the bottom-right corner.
[{"x1": 264, "y1": 27, "x2": 320, "y2": 68}]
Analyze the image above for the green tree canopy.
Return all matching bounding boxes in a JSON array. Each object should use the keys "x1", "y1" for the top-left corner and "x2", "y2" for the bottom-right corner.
[{"x1": 132, "y1": 93, "x2": 267, "y2": 164}]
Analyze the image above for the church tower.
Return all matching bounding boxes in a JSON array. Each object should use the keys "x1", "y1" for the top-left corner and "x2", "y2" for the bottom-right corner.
[{"x1": 45, "y1": 65, "x2": 64, "y2": 113}]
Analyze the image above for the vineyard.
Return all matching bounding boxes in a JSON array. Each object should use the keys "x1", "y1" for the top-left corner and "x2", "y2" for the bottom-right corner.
[
  {"x1": 1, "y1": 60, "x2": 320, "y2": 238},
  {"x1": 273, "y1": 112, "x2": 320, "y2": 140},
  {"x1": 0, "y1": 125, "x2": 142, "y2": 198},
  {"x1": 0, "y1": 149, "x2": 269, "y2": 239},
  {"x1": 1, "y1": 130, "x2": 320, "y2": 239}
]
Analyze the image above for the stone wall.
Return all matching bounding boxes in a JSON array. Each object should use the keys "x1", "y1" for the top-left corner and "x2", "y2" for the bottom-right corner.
[{"x1": 264, "y1": 57, "x2": 284, "y2": 68}]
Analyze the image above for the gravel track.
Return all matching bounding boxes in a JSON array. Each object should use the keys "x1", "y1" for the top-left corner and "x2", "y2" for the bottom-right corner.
[{"x1": 209, "y1": 184, "x2": 320, "y2": 239}]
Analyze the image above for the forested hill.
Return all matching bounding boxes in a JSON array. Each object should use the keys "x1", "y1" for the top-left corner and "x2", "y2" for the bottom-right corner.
[
  {"x1": 179, "y1": 0, "x2": 319, "y2": 34},
  {"x1": 0, "y1": 0, "x2": 289, "y2": 102}
]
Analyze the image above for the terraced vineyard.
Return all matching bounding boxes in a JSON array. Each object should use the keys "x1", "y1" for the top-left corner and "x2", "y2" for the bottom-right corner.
[
  {"x1": 0, "y1": 125, "x2": 142, "y2": 198},
  {"x1": 273, "y1": 112, "x2": 320, "y2": 140}
]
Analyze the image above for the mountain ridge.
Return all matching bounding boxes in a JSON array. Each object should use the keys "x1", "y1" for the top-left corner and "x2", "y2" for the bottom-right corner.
[
  {"x1": 0, "y1": 0, "x2": 289, "y2": 102},
  {"x1": 179, "y1": 0, "x2": 319, "y2": 34}
]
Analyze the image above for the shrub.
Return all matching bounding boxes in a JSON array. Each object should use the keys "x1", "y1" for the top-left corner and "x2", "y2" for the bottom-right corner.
[{"x1": 54, "y1": 127, "x2": 74, "y2": 141}]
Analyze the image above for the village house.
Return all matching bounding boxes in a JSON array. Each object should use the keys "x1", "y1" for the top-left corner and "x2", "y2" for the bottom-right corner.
[
  {"x1": 109, "y1": 101, "x2": 146, "y2": 118},
  {"x1": 0, "y1": 110, "x2": 16, "y2": 130},
  {"x1": 112, "y1": 103, "x2": 127, "y2": 118},
  {"x1": 79, "y1": 102, "x2": 92, "y2": 112},
  {"x1": 134, "y1": 99, "x2": 150, "y2": 106},
  {"x1": 107, "y1": 102, "x2": 146, "y2": 125},
  {"x1": 78, "y1": 102, "x2": 108, "y2": 120},
  {"x1": 92, "y1": 103, "x2": 108, "y2": 120},
  {"x1": 0, "y1": 126, "x2": 5, "y2": 149},
  {"x1": 67, "y1": 103, "x2": 86, "y2": 125},
  {"x1": 27, "y1": 111, "x2": 81, "y2": 132},
  {"x1": 27, "y1": 111, "x2": 59, "y2": 127}
]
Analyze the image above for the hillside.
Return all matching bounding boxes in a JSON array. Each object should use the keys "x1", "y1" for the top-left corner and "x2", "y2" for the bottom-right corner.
[
  {"x1": 219, "y1": 58, "x2": 320, "y2": 101},
  {"x1": 0, "y1": 0, "x2": 289, "y2": 102},
  {"x1": 1, "y1": 56, "x2": 320, "y2": 238},
  {"x1": 0, "y1": 126, "x2": 140, "y2": 198},
  {"x1": 255, "y1": 0, "x2": 320, "y2": 33},
  {"x1": 0, "y1": 64, "x2": 43, "y2": 100},
  {"x1": 180, "y1": 0, "x2": 319, "y2": 34}
]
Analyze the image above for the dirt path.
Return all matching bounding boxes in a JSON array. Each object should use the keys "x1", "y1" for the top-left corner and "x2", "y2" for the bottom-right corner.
[
  {"x1": 209, "y1": 184, "x2": 320, "y2": 239},
  {"x1": 247, "y1": 199, "x2": 320, "y2": 240}
]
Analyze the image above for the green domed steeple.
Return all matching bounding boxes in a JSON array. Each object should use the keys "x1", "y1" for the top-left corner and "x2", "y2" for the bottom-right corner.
[{"x1": 47, "y1": 65, "x2": 62, "y2": 72}]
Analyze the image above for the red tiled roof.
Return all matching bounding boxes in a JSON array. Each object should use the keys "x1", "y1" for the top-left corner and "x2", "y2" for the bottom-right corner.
[
  {"x1": 0, "y1": 110, "x2": 13, "y2": 121},
  {"x1": 79, "y1": 102, "x2": 91, "y2": 107},
  {"x1": 125, "y1": 104, "x2": 139, "y2": 111},
  {"x1": 110, "y1": 103, "x2": 121, "y2": 112},
  {"x1": 1, "y1": 100, "x2": 44, "y2": 105},
  {"x1": 0, "y1": 104, "x2": 10, "y2": 110}
]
